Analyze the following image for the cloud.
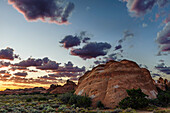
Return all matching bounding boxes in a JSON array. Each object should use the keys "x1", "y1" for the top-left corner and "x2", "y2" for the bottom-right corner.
[
  {"x1": 0, "y1": 61, "x2": 11, "y2": 68},
  {"x1": 157, "y1": 0, "x2": 168, "y2": 7},
  {"x1": 94, "y1": 53, "x2": 122, "y2": 65},
  {"x1": 122, "y1": 0, "x2": 168, "y2": 17},
  {"x1": 38, "y1": 75, "x2": 57, "y2": 80},
  {"x1": 14, "y1": 57, "x2": 43, "y2": 67},
  {"x1": 155, "y1": 63, "x2": 170, "y2": 74},
  {"x1": 114, "y1": 45, "x2": 122, "y2": 51},
  {"x1": 10, "y1": 66, "x2": 28, "y2": 71},
  {"x1": 151, "y1": 73, "x2": 161, "y2": 78},
  {"x1": 156, "y1": 22, "x2": 170, "y2": 53},
  {"x1": 36, "y1": 60, "x2": 60, "y2": 70},
  {"x1": 14, "y1": 57, "x2": 60, "y2": 70},
  {"x1": 125, "y1": 0, "x2": 156, "y2": 16},
  {"x1": 8, "y1": 0, "x2": 75, "y2": 24},
  {"x1": 82, "y1": 37, "x2": 91, "y2": 43},
  {"x1": 114, "y1": 30, "x2": 134, "y2": 52},
  {"x1": 118, "y1": 30, "x2": 134, "y2": 44},
  {"x1": 0, "y1": 70, "x2": 7, "y2": 74},
  {"x1": 70, "y1": 42, "x2": 112, "y2": 60},
  {"x1": 55, "y1": 61, "x2": 85, "y2": 72},
  {"x1": 60, "y1": 35, "x2": 81, "y2": 48},
  {"x1": 164, "y1": 14, "x2": 170, "y2": 23},
  {"x1": 60, "y1": 31, "x2": 92, "y2": 48},
  {"x1": 0, "y1": 47, "x2": 18, "y2": 60},
  {"x1": 14, "y1": 72, "x2": 28, "y2": 77}
]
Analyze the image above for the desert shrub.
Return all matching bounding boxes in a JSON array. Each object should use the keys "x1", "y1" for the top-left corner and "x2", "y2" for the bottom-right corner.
[
  {"x1": 59, "y1": 93, "x2": 92, "y2": 108},
  {"x1": 26, "y1": 98, "x2": 32, "y2": 102},
  {"x1": 112, "y1": 108, "x2": 123, "y2": 113},
  {"x1": 123, "y1": 108, "x2": 137, "y2": 113},
  {"x1": 119, "y1": 88, "x2": 149, "y2": 109},
  {"x1": 58, "y1": 93, "x2": 73, "y2": 104},
  {"x1": 156, "y1": 90, "x2": 170, "y2": 107},
  {"x1": 38, "y1": 97, "x2": 48, "y2": 101},
  {"x1": 75, "y1": 95, "x2": 92, "y2": 108},
  {"x1": 149, "y1": 87, "x2": 170, "y2": 107},
  {"x1": 153, "y1": 110, "x2": 167, "y2": 113},
  {"x1": 96, "y1": 101, "x2": 104, "y2": 109}
]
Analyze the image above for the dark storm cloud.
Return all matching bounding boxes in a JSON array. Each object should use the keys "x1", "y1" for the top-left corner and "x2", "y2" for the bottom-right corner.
[
  {"x1": 155, "y1": 63, "x2": 170, "y2": 74},
  {"x1": 122, "y1": 0, "x2": 168, "y2": 16},
  {"x1": 14, "y1": 57, "x2": 60, "y2": 70},
  {"x1": 14, "y1": 72, "x2": 28, "y2": 77},
  {"x1": 8, "y1": 0, "x2": 75, "y2": 24},
  {"x1": 60, "y1": 35, "x2": 81, "y2": 48},
  {"x1": 156, "y1": 22, "x2": 170, "y2": 53},
  {"x1": 70, "y1": 42, "x2": 112, "y2": 60},
  {"x1": 0, "y1": 47, "x2": 18, "y2": 60}
]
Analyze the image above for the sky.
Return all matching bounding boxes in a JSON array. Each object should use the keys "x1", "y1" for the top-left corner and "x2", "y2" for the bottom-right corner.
[{"x1": 0, "y1": 0, "x2": 170, "y2": 91}]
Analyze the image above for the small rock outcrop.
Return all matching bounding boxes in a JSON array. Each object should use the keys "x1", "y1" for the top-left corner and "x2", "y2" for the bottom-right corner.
[
  {"x1": 75, "y1": 60, "x2": 158, "y2": 108},
  {"x1": 49, "y1": 80, "x2": 77, "y2": 94},
  {"x1": 154, "y1": 77, "x2": 169, "y2": 91}
]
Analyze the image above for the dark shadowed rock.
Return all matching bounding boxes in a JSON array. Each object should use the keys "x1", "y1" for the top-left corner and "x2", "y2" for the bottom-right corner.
[{"x1": 49, "y1": 80, "x2": 77, "y2": 94}]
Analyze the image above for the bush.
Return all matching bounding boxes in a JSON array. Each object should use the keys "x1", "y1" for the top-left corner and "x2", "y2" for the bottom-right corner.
[
  {"x1": 119, "y1": 88, "x2": 149, "y2": 109},
  {"x1": 96, "y1": 101, "x2": 104, "y2": 109},
  {"x1": 150, "y1": 87, "x2": 170, "y2": 107},
  {"x1": 38, "y1": 97, "x2": 48, "y2": 101},
  {"x1": 26, "y1": 98, "x2": 32, "y2": 102},
  {"x1": 59, "y1": 93, "x2": 92, "y2": 108},
  {"x1": 156, "y1": 90, "x2": 170, "y2": 107},
  {"x1": 58, "y1": 93, "x2": 73, "y2": 104}
]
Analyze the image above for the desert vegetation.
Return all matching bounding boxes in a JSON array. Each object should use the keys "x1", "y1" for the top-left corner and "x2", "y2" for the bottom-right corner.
[{"x1": 0, "y1": 87, "x2": 169, "y2": 113}]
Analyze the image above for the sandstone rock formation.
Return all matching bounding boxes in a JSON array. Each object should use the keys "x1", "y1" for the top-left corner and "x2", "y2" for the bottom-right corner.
[
  {"x1": 49, "y1": 80, "x2": 77, "y2": 94},
  {"x1": 75, "y1": 60, "x2": 158, "y2": 108},
  {"x1": 154, "y1": 77, "x2": 169, "y2": 91}
]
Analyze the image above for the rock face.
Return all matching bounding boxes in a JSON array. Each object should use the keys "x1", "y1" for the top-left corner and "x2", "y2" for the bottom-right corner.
[
  {"x1": 75, "y1": 60, "x2": 158, "y2": 108},
  {"x1": 49, "y1": 80, "x2": 77, "y2": 94},
  {"x1": 154, "y1": 77, "x2": 169, "y2": 91},
  {"x1": 0, "y1": 87, "x2": 46, "y2": 95}
]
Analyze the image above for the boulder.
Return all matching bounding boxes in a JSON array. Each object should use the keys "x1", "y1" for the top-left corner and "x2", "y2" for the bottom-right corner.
[
  {"x1": 50, "y1": 80, "x2": 77, "y2": 94},
  {"x1": 75, "y1": 60, "x2": 158, "y2": 108}
]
